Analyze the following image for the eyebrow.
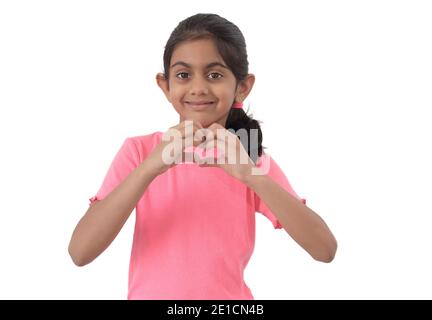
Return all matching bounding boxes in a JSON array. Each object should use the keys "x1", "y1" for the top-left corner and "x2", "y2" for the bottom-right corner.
[{"x1": 170, "y1": 61, "x2": 228, "y2": 70}]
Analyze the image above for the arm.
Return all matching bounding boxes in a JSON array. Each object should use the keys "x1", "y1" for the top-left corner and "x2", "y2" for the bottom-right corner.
[
  {"x1": 68, "y1": 159, "x2": 159, "y2": 266},
  {"x1": 243, "y1": 171, "x2": 337, "y2": 263}
]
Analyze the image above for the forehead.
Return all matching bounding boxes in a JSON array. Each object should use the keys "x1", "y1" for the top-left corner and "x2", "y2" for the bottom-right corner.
[{"x1": 171, "y1": 38, "x2": 225, "y2": 68}]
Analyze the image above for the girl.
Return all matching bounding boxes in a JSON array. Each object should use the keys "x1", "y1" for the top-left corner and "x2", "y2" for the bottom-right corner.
[{"x1": 68, "y1": 13, "x2": 337, "y2": 300}]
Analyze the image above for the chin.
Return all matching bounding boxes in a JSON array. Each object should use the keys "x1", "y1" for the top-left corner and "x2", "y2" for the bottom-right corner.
[{"x1": 185, "y1": 115, "x2": 210, "y2": 127}]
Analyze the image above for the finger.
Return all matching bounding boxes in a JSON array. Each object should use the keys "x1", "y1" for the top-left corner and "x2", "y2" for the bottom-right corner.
[
  {"x1": 198, "y1": 163, "x2": 218, "y2": 167},
  {"x1": 204, "y1": 125, "x2": 237, "y2": 145},
  {"x1": 182, "y1": 135, "x2": 205, "y2": 151},
  {"x1": 202, "y1": 136, "x2": 245, "y2": 165},
  {"x1": 202, "y1": 134, "x2": 233, "y2": 152},
  {"x1": 186, "y1": 126, "x2": 208, "y2": 148},
  {"x1": 194, "y1": 120, "x2": 204, "y2": 129},
  {"x1": 206, "y1": 123, "x2": 238, "y2": 144},
  {"x1": 182, "y1": 151, "x2": 197, "y2": 163},
  {"x1": 176, "y1": 121, "x2": 205, "y2": 139},
  {"x1": 193, "y1": 127, "x2": 208, "y2": 144},
  {"x1": 182, "y1": 146, "x2": 210, "y2": 164},
  {"x1": 198, "y1": 155, "x2": 225, "y2": 167},
  {"x1": 198, "y1": 147, "x2": 227, "y2": 163},
  {"x1": 197, "y1": 157, "x2": 218, "y2": 167},
  {"x1": 180, "y1": 129, "x2": 207, "y2": 162}
]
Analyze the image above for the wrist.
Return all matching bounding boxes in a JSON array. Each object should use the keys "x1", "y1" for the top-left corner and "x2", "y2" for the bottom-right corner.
[
  {"x1": 241, "y1": 166, "x2": 267, "y2": 189},
  {"x1": 139, "y1": 158, "x2": 164, "y2": 179}
]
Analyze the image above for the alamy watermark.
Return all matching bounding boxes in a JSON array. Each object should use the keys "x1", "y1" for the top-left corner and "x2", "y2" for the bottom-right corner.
[{"x1": 161, "y1": 121, "x2": 270, "y2": 175}]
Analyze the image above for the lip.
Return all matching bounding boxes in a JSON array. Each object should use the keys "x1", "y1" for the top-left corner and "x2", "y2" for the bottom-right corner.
[{"x1": 185, "y1": 101, "x2": 215, "y2": 111}]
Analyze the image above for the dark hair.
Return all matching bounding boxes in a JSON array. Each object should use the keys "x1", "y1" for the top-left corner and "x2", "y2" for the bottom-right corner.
[{"x1": 162, "y1": 13, "x2": 266, "y2": 163}]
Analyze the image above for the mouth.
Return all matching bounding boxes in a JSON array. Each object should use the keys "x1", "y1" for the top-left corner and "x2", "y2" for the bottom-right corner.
[{"x1": 185, "y1": 101, "x2": 215, "y2": 111}]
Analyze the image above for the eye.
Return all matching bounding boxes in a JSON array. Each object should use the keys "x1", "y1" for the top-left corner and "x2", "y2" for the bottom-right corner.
[
  {"x1": 175, "y1": 72, "x2": 223, "y2": 80},
  {"x1": 208, "y1": 72, "x2": 223, "y2": 80},
  {"x1": 176, "y1": 72, "x2": 189, "y2": 79}
]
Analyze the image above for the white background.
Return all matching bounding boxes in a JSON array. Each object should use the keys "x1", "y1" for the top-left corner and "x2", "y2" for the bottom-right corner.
[{"x1": 1, "y1": 0, "x2": 431, "y2": 299}]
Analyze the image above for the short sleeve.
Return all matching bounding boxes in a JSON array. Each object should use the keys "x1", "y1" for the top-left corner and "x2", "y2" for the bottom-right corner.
[
  {"x1": 89, "y1": 137, "x2": 140, "y2": 206},
  {"x1": 254, "y1": 154, "x2": 307, "y2": 229}
]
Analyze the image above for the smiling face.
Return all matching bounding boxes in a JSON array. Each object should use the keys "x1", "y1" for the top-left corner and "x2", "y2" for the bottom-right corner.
[{"x1": 157, "y1": 38, "x2": 255, "y2": 127}]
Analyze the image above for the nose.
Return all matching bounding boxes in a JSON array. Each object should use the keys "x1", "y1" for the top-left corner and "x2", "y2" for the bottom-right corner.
[{"x1": 189, "y1": 77, "x2": 209, "y2": 96}]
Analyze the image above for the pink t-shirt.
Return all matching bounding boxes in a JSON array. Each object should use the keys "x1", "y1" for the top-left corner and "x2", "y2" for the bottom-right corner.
[{"x1": 89, "y1": 132, "x2": 306, "y2": 300}]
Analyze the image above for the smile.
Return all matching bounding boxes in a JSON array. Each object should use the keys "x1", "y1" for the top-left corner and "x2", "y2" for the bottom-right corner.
[{"x1": 185, "y1": 101, "x2": 215, "y2": 111}]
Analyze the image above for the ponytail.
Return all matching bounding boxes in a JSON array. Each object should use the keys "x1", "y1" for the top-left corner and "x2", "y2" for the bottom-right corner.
[{"x1": 225, "y1": 106, "x2": 265, "y2": 164}]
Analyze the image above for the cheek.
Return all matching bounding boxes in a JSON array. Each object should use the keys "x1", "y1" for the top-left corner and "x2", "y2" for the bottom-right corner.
[
  {"x1": 216, "y1": 92, "x2": 235, "y2": 107},
  {"x1": 216, "y1": 82, "x2": 236, "y2": 99},
  {"x1": 168, "y1": 85, "x2": 181, "y2": 98}
]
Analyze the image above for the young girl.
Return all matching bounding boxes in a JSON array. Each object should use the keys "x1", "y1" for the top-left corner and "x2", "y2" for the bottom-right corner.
[{"x1": 68, "y1": 13, "x2": 337, "y2": 300}]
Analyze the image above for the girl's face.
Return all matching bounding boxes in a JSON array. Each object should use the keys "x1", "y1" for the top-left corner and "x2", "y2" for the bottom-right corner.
[{"x1": 157, "y1": 38, "x2": 254, "y2": 127}]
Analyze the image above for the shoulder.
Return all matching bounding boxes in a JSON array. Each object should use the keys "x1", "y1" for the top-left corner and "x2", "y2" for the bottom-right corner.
[
  {"x1": 128, "y1": 131, "x2": 163, "y2": 148},
  {"x1": 256, "y1": 151, "x2": 271, "y2": 166},
  {"x1": 125, "y1": 131, "x2": 163, "y2": 162},
  {"x1": 255, "y1": 151, "x2": 288, "y2": 180},
  {"x1": 255, "y1": 151, "x2": 275, "y2": 173}
]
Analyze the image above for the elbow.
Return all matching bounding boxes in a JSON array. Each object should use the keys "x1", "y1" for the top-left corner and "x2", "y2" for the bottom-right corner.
[
  {"x1": 71, "y1": 257, "x2": 88, "y2": 267},
  {"x1": 68, "y1": 242, "x2": 89, "y2": 267},
  {"x1": 313, "y1": 238, "x2": 338, "y2": 263},
  {"x1": 314, "y1": 251, "x2": 336, "y2": 263}
]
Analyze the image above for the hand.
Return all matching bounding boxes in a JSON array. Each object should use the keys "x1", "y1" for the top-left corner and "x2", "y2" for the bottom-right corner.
[
  {"x1": 196, "y1": 123, "x2": 256, "y2": 183},
  {"x1": 145, "y1": 120, "x2": 206, "y2": 176}
]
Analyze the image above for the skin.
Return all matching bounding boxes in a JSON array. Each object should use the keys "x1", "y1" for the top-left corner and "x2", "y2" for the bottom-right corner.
[
  {"x1": 156, "y1": 38, "x2": 255, "y2": 128},
  {"x1": 68, "y1": 38, "x2": 337, "y2": 266},
  {"x1": 155, "y1": 38, "x2": 337, "y2": 262}
]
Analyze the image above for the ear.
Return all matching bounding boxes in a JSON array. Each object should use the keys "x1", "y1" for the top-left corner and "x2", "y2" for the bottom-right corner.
[
  {"x1": 235, "y1": 74, "x2": 255, "y2": 102},
  {"x1": 156, "y1": 73, "x2": 171, "y2": 103}
]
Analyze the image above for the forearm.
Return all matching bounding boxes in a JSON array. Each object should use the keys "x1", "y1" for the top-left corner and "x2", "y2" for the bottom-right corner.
[
  {"x1": 68, "y1": 159, "x2": 159, "y2": 266},
  {"x1": 244, "y1": 172, "x2": 337, "y2": 262}
]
